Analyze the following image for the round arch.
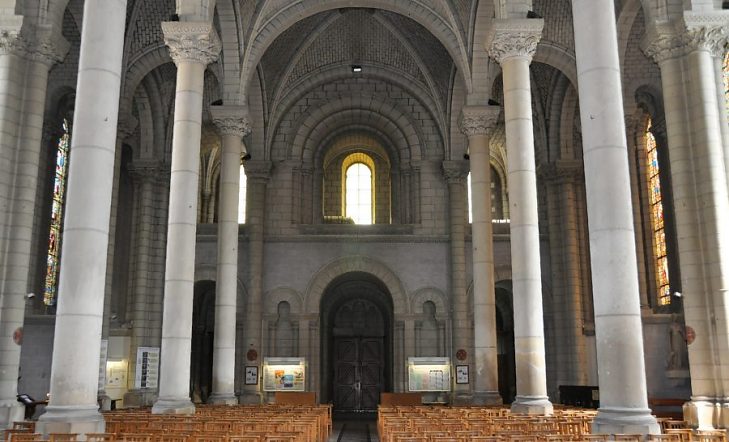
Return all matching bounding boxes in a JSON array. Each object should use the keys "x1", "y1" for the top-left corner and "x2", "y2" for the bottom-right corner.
[
  {"x1": 240, "y1": 0, "x2": 472, "y2": 101},
  {"x1": 304, "y1": 256, "x2": 409, "y2": 315}
]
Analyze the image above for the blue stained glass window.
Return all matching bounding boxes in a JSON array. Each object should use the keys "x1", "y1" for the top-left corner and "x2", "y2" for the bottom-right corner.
[{"x1": 44, "y1": 119, "x2": 70, "y2": 306}]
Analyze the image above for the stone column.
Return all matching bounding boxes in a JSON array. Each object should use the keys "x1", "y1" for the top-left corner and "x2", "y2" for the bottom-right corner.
[
  {"x1": 459, "y1": 105, "x2": 502, "y2": 405},
  {"x1": 0, "y1": 27, "x2": 68, "y2": 429},
  {"x1": 643, "y1": 18, "x2": 729, "y2": 430},
  {"x1": 240, "y1": 160, "x2": 271, "y2": 404},
  {"x1": 208, "y1": 106, "x2": 250, "y2": 404},
  {"x1": 486, "y1": 19, "x2": 552, "y2": 415},
  {"x1": 442, "y1": 160, "x2": 471, "y2": 403},
  {"x1": 571, "y1": 0, "x2": 659, "y2": 434},
  {"x1": 36, "y1": 0, "x2": 126, "y2": 434},
  {"x1": 153, "y1": 21, "x2": 220, "y2": 415}
]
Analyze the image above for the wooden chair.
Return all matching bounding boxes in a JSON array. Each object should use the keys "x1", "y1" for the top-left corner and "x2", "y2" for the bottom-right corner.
[
  {"x1": 85, "y1": 433, "x2": 117, "y2": 442},
  {"x1": 612, "y1": 435, "x2": 645, "y2": 441},
  {"x1": 696, "y1": 430, "x2": 728, "y2": 442},
  {"x1": 665, "y1": 429, "x2": 695, "y2": 442},
  {"x1": 11, "y1": 423, "x2": 35, "y2": 433},
  {"x1": 118, "y1": 434, "x2": 153, "y2": 442},
  {"x1": 8, "y1": 433, "x2": 43, "y2": 442},
  {"x1": 579, "y1": 435, "x2": 610, "y2": 441},
  {"x1": 49, "y1": 433, "x2": 79, "y2": 442},
  {"x1": 647, "y1": 435, "x2": 682, "y2": 441}
]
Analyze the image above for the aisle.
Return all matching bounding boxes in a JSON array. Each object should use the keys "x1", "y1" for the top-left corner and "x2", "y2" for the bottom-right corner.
[{"x1": 329, "y1": 420, "x2": 380, "y2": 442}]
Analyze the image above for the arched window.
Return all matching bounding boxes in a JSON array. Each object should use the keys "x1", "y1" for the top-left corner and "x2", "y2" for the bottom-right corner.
[
  {"x1": 645, "y1": 118, "x2": 671, "y2": 306},
  {"x1": 342, "y1": 153, "x2": 375, "y2": 224},
  {"x1": 467, "y1": 167, "x2": 506, "y2": 223},
  {"x1": 44, "y1": 118, "x2": 71, "y2": 307},
  {"x1": 238, "y1": 164, "x2": 247, "y2": 223}
]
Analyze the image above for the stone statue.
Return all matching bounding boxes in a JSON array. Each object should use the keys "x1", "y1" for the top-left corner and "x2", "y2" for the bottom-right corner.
[
  {"x1": 667, "y1": 314, "x2": 687, "y2": 370},
  {"x1": 418, "y1": 301, "x2": 439, "y2": 357}
]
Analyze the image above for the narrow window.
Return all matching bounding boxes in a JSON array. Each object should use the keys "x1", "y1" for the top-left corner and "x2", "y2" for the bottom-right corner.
[
  {"x1": 345, "y1": 162, "x2": 373, "y2": 224},
  {"x1": 44, "y1": 118, "x2": 71, "y2": 307},
  {"x1": 238, "y1": 164, "x2": 247, "y2": 223},
  {"x1": 646, "y1": 119, "x2": 671, "y2": 306}
]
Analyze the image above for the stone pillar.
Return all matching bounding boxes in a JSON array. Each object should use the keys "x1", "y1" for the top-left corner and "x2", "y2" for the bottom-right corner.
[
  {"x1": 35, "y1": 0, "x2": 126, "y2": 434},
  {"x1": 486, "y1": 19, "x2": 553, "y2": 415},
  {"x1": 643, "y1": 17, "x2": 729, "y2": 430},
  {"x1": 459, "y1": 105, "x2": 502, "y2": 405},
  {"x1": 0, "y1": 27, "x2": 68, "y2": 429},
  {"x1": 442, "y1": 160, "x2": 471, "y2": 403},
  {"x1": 571, "y1": 0, "x2": 659, "y2": 434},
  {"x1": 124, "y1": 160, "x2": 162, "y2": 407},
  {"x1": 240, "y1": 160, "x2": 271, "y2": 404},
  {"x1": 153, "y1": 21, "x2": 220, "y2": 415},
  {"x1": 208, "y1": 106, "x2": 250, "y2": 405}
]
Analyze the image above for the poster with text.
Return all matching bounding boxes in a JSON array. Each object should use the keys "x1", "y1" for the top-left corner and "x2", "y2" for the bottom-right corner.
[{"x1": 134, "y1": 347, "x2": 160, "y2": 389}]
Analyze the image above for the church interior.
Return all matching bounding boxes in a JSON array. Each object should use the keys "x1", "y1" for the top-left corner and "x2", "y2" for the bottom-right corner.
[{"x1": 1, "y1": 0, "x2": 729, "y2": 439}]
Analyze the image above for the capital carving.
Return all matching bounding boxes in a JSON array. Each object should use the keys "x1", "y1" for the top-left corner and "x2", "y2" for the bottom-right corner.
[
  {"x1": 118, "y1": 116, "x2": 139, "y2": 141},
  {"x1": 485, "y1": 19, "x2": 544, "y2": 64},
  {"x1": 539, "y1": 160, "x2": 583, "y2": 184},
  {"x1": 210, "y1": 105, "x2": 252, "y2": 138},
  {"x1": 643, "y1": 15, "x2": 729, "y2": 62},
  {"x1": 0, "y1": 26, "x2": 70, "y2": 66},
  {"x1": 129, "y1": 160, "x2": 164, "y2": 183},
  {"x1": 459, "y1": 105, "x2": 500, "y2": 137},
  {"x1": 442, "y1": 160, "x2": 470, "y2": 184},
  {"x1": 161, "y1": 21, "x2": 221, "y2": 66},
  {"x1": 243, "y1": 160, "x2": 272, "y2": 181}
]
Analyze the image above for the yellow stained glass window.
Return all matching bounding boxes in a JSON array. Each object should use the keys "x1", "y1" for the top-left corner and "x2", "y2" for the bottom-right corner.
[
  {"x1": 44, "y1": 118, "x2": 71, "y2": 306},
  {"x1": 646, "y1": 119, "x2": 670, "y2": 306}
]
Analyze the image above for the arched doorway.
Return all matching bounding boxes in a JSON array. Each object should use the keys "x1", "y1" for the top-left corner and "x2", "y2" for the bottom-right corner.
[
  {"x1": 320, "y1": 272, "x2": 394, "y2": 415},
  {"x1": 495, "y1": 281, "x2": 516, "y2": 404},
  {"x1": 191, "y1": 280, "x2": 215, "y2": 403}
]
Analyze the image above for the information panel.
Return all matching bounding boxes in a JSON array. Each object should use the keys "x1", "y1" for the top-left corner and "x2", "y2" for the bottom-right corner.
[
  {"x1": 134, "y1": 347, "x2": 160, "y2": 389},
  {"x1": 407, "y1": 357, "x2": 451, "y2": 392},
  {"x1": 262, "y1": 357, "x2": 306, "y2": 392}
]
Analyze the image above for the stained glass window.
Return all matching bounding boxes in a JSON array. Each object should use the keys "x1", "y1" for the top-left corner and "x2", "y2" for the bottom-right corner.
[
  {"x1": 646, "y1": 119, "x2": 671, "y2": 306},
  {"x1": 724, "y1": 51, "x2": 728, "y2": 120},
  {"x1": 44, "y1": 118, "x2": 71, "y2": 306},
  {"x1": 345, "y1": 162, "x2": 372, "y2": 224}
]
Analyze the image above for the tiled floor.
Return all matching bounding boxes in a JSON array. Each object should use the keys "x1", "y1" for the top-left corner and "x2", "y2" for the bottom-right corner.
[{"x1": 329, "y1": 420, "x2": 380, "y2": 442}]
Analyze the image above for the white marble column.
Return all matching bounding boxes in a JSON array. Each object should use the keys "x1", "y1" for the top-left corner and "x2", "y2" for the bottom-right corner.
[
  {"x1": 486, "y1": 19, "x2": 553, "y2": 416},
  {"x1": 36, "y1": 0, "x2": 126, "y2": 434},
  {"x1": 153, "y1": 21, "x2": 220, "y2": 415},
  {"x1": 442, "y1": 161, "x2": 471, "y2": 403},
  {"x1": 459, "y1": 105, "x2": 502, "y2": 405},
  {"x1": 0, "y1": 28, "x2": 68, "y2": 429},
  {"x1": 571, "y1": 0, "x2": 659, "y2": 434},
  {"x1": 643, "y1": 18, "x2": 729, "y2": 429},
  {"x1": 208, "y1": 106, "x2": 250, "y2": 404}
]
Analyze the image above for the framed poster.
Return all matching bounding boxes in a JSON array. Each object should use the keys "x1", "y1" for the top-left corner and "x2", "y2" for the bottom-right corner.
[
  {"x1": 262, "y1": 357, "x2": 306, "y2": 392},
  {"x1": 134, "y1": 346, "x2": 160, "y2": 389},
  {"x1": 245, "y1": 366, "x2": 258, "y2": 385},
  {"x1": 456, "y1": 365, "x2": 469, "y2": 384},
  {"x1": 407, "y1": 357, "x2": 451, "y2": 392}
]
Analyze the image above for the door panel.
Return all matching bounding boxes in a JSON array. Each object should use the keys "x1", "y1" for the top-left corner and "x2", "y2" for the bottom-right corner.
[{"x1": 333, "y1": 337, "x2": 384, "y2": 412}]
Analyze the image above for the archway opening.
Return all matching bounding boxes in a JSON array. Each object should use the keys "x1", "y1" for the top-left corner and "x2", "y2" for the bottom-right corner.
[
  {"x1": 191, "y1": 280, "x2": 216, "y2": 403},
  {"x1": 495, "y1": 281, "x2": 516, "y2": 404},
  {"x1": 320, "y1": 272, "x2": 394, "y2": 417}
]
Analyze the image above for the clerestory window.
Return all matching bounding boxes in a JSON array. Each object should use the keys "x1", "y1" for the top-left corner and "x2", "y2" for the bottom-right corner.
[
  {"x1": 645, "y1": 118, "x2": 671, "y2": 306},
  {"x1": 343, "y1": 153, "x2": 375, "y2": 224}
]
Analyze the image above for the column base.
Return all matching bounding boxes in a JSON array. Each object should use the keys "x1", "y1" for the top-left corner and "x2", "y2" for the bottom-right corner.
[
  {"x1": 238, "y1": 391, "x2": 262, "y2": 405},
  {"x1": 36, "y1": 405, "x2": 105, "y2": 436},
  {"x1": 123, "y1": 389, "x2": 158, "y2": 408},
  {"x1": 718, "y1": 400, "x2": 729, "y2": 429},
  {"x1": 683, "y1": 398, "x2": 718, "y2": 430},
  {"x1": 450, "y1": 393, "x2": 473, "y2": 406},
  {"x1": 207, "y1": 393, "x2": 237, "y2": 405},
  {"x1": 471, "y1": 391, "x2": 503, "y2": 406},
  {"x1": 151, "y1": 398, "x2": 195, "y2": 415},
  {"x1": 511, "y1": 396, "x2": 554, "y2": 415},
  {"x1": 591, "y1": 407, "x2": 660, "y2": 435},
  {"x1": 0, "y1": 402, "x2": 25, "y2": 429}
]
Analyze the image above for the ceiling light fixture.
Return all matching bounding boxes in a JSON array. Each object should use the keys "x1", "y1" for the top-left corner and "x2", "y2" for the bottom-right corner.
[{"x1": 351, "y1": 65, "x2": 362, "y2": 73}]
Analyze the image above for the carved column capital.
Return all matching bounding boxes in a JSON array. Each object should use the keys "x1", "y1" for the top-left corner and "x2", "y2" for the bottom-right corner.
[
  {"x1": 643, "y1": 15, "x2": 729, "y2": 62},
  {"x1": 442, "y1": 160, "x2": 470, "y2": 184},
  {"x1": 129, "y1": 160, "x2": 164, "y2": 183},
  {"x1": 243, "y1": 160, "x2": 272, "y2": 182},
  {"x1": 485, "y1": 19, "x2": 544, "y2": 64},
  {"x1": 210, "y1": 105, "x2": 252, "y2": 138},
  {"x1": 118, "y1": 116, "x2": 139, "y2": 141},
  {"x1": 161, "y1": 21, "x2": 221, "y2": 66},
  {"x1": 459, "y1": 105, "x2": 500, "y2": 137},
  {"x1": 539, "y1": 160, "x2": 583, "y2": 184}
]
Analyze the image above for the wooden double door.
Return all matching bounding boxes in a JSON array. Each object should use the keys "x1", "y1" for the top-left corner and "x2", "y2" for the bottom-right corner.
[{"x1": 333, "y1": 337, "x2": 384, "y2": 412}]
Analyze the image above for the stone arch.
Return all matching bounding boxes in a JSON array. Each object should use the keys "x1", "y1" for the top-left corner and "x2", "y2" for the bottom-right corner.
[
  {"x1": 194, "y1": 264, "x2": 249, "y2": 314},
  {"x1": 121, "y1": 46, "x2": 173, "y2": 118},
  {"x1": 264, "y1": 287, "x2": 304, "y2": 315},
  {"x1": 290, "y1": 95, "x2": 426, "y2": 163},
  {"x1": 533, "y1": 42, "x2": 578, "y2": 91},
  {"x1": 410, "y1": 287, "x2": 448, "y2": 319},
  {"x1": 240, "y1": 0, "x2": 472, "y2": 101},
  {"x1": 304, "y1": 256, "x2": 409, "y2": 314}
]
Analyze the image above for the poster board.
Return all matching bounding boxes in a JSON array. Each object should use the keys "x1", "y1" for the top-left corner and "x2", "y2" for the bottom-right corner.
[
  {"x1": 134, "y1": 347, "x2": 160, "y2": 389},
  {"x1": 262, "y1": 357, "x2": 306, "y2": 392},
  {"x1": 407, "y1": 357, "x2": 451, "y2": 392},
  {"x1": 98, "y1": 340, "x2": 108, "y2": 391}
]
